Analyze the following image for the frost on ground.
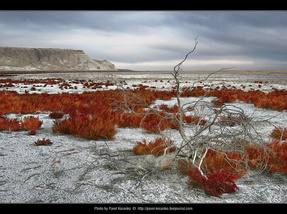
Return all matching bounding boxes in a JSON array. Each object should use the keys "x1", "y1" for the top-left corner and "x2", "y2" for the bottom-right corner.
[{"x1": 1, "y1": 71, "x2": 287, "y2": 203}]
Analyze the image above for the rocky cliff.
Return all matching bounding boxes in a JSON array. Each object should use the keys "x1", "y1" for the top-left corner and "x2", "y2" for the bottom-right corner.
[{"x1": 0, "y1": 47, "x2": 117, "y2": 71}]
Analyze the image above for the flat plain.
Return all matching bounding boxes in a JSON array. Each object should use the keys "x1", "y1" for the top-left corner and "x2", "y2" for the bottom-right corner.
[{"x1": 1, "y1": 70, "x2": 287, "y2": 203}]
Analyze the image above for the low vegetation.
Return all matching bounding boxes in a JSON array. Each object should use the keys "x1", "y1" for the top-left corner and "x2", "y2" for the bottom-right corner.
[{"x1": 0, "y1": 75, "x2": 287, "y2": 197}]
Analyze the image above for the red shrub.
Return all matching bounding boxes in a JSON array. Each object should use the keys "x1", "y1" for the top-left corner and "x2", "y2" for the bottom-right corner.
[
  {"x1": 179, "y1": 147, "x2": 248, "y2": 197},
  {"x1": 186, "y1": 167, "x2": 206, "y2": 188},
  {"x1": 178, "y1": 160, "x2": 193, "y2": 175},
  {"x1": 21, "y1": 116, "x2": 43, "y2": 131},
  {"x1": 184, "y1": 114, "x2": 206, "y2": 126},
  {"x1": 35, "y1": 138, "x2": 53, "y2": 146},
  {"x1": 186, "y1": 167, "x2": 239, "y2": 198},
  {"x1": 149, "y1": 138, "x2": 177, "y2": 156},
  {"x1": 201, "y1": 149, "x2": 248, "y2": 180},
  {"x1": 211, "y1": 98, "x2": 224, "y2": 107},
  {"x1": 133, "y1": 138, "x2": 177, "y2": 156},
  {"x1": 0, "y1": 116, "x2": 21, "y2": 131},
  {"x1": 28, "y1": 130, "x2": 37, "y2": 135},
  {"x1": 167, "y1": 114, "x2": 206, "y2": 130},
  {"x1": 201, "y1": 172, "x2": 239, "y2": 197},
  {"x1": 132, "y1": 140, "x2": 151, "y2": 155},
  {"x1": 181, "y1": 86, "x2": 207, "y2": 97},
  {"x1": 266, "y1": 140, "x2": 287, "y2": 174},
  {"x1": 243, "y1": 143, "x2": 268, "y2": 169},
  {"x1": 158, "y1": 104, "x2": 179, "y2": 113},
  {"x1": 115, "y1": 109, "x2": 145, "y2": 128},
  {"x1": 270, "y1": 126, "x2": 287, "y2": 140},
  {"x1": 0, "y1": 115, "x2": 42, "y2": 133},
  {"x1": 52, "y1": 112, "x2": 117, "y2": 140},
  {"x1": 49, "y1": 111, "x2": 65, "y2": 119},
  {"x1": 141, "y1": 111, "x2": 168, "y2": 134}
]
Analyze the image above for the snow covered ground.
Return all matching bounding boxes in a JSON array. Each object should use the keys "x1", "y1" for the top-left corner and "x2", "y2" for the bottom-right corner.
[{"x1": 1, "y1": 71, "x2": 287, "y2": 203}]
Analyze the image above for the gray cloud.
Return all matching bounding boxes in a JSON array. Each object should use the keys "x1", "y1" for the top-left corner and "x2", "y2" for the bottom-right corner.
[{"x1": 0, "y1": 11, "x2": 287, "y2": 70}]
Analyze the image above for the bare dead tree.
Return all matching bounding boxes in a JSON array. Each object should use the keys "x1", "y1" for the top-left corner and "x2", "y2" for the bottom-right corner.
[{"x1": 115, "y1": 37, "x2": 269, "y2": 180}]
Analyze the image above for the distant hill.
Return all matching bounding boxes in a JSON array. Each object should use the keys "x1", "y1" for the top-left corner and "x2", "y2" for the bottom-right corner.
[{"x1": 0, "y1": 47, "x2": 117, "y2": 72}]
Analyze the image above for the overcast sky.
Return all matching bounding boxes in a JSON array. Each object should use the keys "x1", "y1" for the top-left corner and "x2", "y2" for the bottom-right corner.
[{"x1": 1, "y1": 10, "x2": 287, "y2": 71}]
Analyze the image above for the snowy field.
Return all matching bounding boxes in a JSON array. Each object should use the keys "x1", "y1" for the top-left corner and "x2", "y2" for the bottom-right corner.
[{"x1": 1, "y1": 71, "x2": 287, "y2": 203}]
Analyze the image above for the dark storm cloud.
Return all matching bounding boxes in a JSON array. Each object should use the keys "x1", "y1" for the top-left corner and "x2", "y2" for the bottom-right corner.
[
  {"x1": 0, "y1": 11, "x2": 287, "y2": 70},
  {"x1": 0, "y1": 11, "x2": 165, "y2": 33},
  {"x1": 165, "y1": 11, "x2": 287, "y2": 58}
]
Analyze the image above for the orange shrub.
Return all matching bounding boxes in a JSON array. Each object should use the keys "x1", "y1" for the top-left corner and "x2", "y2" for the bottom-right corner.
[
  {"x1": 177, "y1": 160, "x2": 193, "y2": 175},
  {"x1": 133, "y1": 138, "x2": 177, "y2": 156},
  {"x1": 158, "y1": 104, "x2": 179, "y2": 113},
  {"x1": 141, "y1": 111, "x2": 168, "y2": 134},
  {"x1": 184, "y1": 114, "x2": 206, "y2": 126},
  {"x1": 0, "y1": 116, "x2": 21, "y2": 131},
  {"x1": 266, "y1": 140, "x2": 287, "y2": 174},
  {"x1": 270, "y1": 126, "x2": 287, "y2": 140},
  {"x1": 201, "y1": 149, "x2": 248, "y2": 180},
  {"x1": 168, "y1": 114, "x2": 206, "y2": 130},
  {"x1": 132, "y1": 140, "x2": 151, "y2": 155},
  {"x1": 115, "y1": 109, "x2": 145, "y2": 128},
  {"x1": 0, "y1": 115, "x2": 42, "y2": 133},
  {"x1": 21, "y1": 116, "x2": 43, "y2": 132},
  {"x1": 244, "y1": 143, "x2": 268, "y2": 169},
  {"x1": 149, "y1": 137, "x2": 177, "y2": 156},
  {"x1": 52, "y1": 112, "x2": 117, "y2": 140},
  {"x1": 49, "y1": 111, "x2": 65, "y2": 119},
  {"x1": 211, "y1": 98, "x2": 224, "y2": 107},
  {"x1": 181, "y1": 86, "x2": 207, "y2": 97}
]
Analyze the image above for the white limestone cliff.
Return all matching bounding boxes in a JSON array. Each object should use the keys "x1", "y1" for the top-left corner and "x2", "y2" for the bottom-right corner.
[{"x1": 0, "y1": 47, "x2": 117, "y2": 71}]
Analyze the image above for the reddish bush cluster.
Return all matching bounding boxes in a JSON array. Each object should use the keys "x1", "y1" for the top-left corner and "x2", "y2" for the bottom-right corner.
[
  {"x1": 141, "y1": 111, "x2": 169, "y2": 134},
  {"x1": 35, "y1": 138, "x2": 53, "y2": 146},
  {"x1": 178, "y1": 85, "x2": 287, "y2": 112},
  {"x1": 179, "y1": 135, "x2": 287, "y2": 197},
  {"x1": 202, "y1": 149, "x2": 248, "y2": 180},
  {"x1": 180, "y1": 86, "x2": 207, "y2": 97},
  {"x1": 133, "y1": 138, "x2": 177, "y2": 156},
  {"x1": 208, "y1": 87, "x2": 287, "y2": 111},
  {"x1": 0, "y1": 87, "x2": 177, "y2": 140},
  {"x1": 243, "y1": 143, "x2": 268, "y2": 169},
  {"x1": 266, "y1": 140, "x2": 287, "y2": 174},
  {"x1": 179, "y1": 148, "x2": 248, "y2": 176},
  {"x1": 0, "y1": 115, "x2": 42, "y2": 134},
  {"x1": 243, "y1": 138, "x2": 287, "y2": 174},
  {"x1": 184, "y1": 115, "x2": 207, "y2": 126},
  {"x1": 186, "y1": 167, "x2": 239, "y2": 198},
  {"x1": 21, "y1": 116, "x2": 43, "y2": 132},
  {"x1": 211, "y1": 98, "x2": 224, "y2": 107},
  {"x1": 52, "y1": 111, "x2": 117, "y2": 141},
  {"x1": 1, "y1": 78, "x2": 286, "y2": 141},
  {"x1": 116, "y1": 109, "x2": 145, "y2": 128},
  {"x1": 270, "y1": 126, "x2": 287, "y2": 140},
  {"x1": 178, "y1": 149, "x2": 246, "y2": 197},
  {"x1": 157, "y1": 104, "x2": 179, "y2": 113},
  {"x1": 49, "y1": 111, "x2": 65, "y2": 119},
  {"x1": 0, "y1": 116, "x2": 21, "y2": 131},
  {"x1": 167, "y1": 114, "x2": 206, "y2": 130}
]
